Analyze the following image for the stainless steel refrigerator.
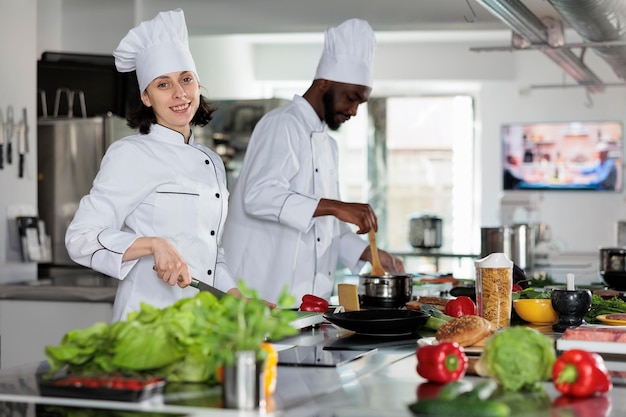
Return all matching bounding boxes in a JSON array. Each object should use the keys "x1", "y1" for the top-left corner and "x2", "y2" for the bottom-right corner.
[{"x1": 37, "y1": 114, "x2": 134, "y2": 272}]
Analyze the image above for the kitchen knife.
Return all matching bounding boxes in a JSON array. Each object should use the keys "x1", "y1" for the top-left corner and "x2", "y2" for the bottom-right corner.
[
  {"x1": 19, "y1": 107, "x2": 28, "y2": 178},
  {"x1": 5, "y1": 105, "x2": 13, "y2": 165},
  {"x1": 189, "y1": 278, "x2": 227, "y2": 300},
  {"x1": 152, "y1": 265, "x2": 227, "y2": 299},
  {"x1": 18, "y1": 124, "x2": 24, "y2": 178},
  {"x1": 0, "y1": 110, "x2": 4, "y2": 170}
]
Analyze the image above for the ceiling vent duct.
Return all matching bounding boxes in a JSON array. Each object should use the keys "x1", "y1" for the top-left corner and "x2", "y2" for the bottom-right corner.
[
  {"x1": 474, "y1": 0, "x2": 605, "y2": 93},
  {"x1": 547, "y1": 0, "x2": 626, "y2": 80}
]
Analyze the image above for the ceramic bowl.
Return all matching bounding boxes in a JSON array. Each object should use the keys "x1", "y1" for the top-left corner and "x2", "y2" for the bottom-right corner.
[{"x1": 513, "y1": 299, "x2": 558, "y2": 324}]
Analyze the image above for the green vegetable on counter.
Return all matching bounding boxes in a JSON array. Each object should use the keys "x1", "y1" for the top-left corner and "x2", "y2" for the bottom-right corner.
[
  {"x1": 585, "y1": 294, "x2": 626, "y2": 323},
  {"x1": 512, "y1": 287, "x2": 551, "y2": 300},
  {"x1": 44, "y1": 282, "x2": 298, "y2": 384},
  {"x1": 421, "y1": 304, "x2": 454, "y2": 330},
  {"x1": 475, "y1": 326, "x2": 556, "y2": 392}
]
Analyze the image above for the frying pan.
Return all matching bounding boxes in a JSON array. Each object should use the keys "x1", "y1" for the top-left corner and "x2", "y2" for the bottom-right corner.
[{"x1": 324, "y1": 309, "x2": 429, "y2": 337}]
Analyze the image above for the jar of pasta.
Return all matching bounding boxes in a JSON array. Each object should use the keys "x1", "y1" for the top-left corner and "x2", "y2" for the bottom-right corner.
[{"x1": 474, "y1": 252, "x2": 513, "y2": 329}]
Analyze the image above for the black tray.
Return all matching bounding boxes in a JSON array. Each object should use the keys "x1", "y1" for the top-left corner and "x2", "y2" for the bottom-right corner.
[
  {"x1": 38, "y1": 374, "x2": 165, "y2": 402},
  {"x1": 324, "y1": 309, "x2": 429, "y2": 336}
]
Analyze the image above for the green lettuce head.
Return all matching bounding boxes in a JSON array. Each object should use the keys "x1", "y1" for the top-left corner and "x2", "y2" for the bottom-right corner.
[{"x1": 477, "y1": 326, "x2": 556, "y2": 392}]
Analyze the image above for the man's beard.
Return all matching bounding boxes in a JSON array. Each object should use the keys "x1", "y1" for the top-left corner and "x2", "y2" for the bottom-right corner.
[{"x1": 322, "y1": 91, "x2": 341, "y2": 131}]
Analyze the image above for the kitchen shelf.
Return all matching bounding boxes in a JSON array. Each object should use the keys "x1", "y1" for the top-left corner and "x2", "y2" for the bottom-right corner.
[{"x1": 390, "y1": 249, "x2": 479, "y2": 273}]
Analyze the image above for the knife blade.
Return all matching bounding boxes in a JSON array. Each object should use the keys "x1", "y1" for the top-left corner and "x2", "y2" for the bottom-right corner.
[
  {"x1": 0, "y1": 110, "x2": 4, "y2": 170},
  {"x1": 18, "y1": 124, "x2": 24, "y2": 178},
  {"x1": 152, "y1": 265, "x2": 227, "y2": 299},
  {"x1": 6, "y1": 105, "x2": 13, "y2": 165},
  {"x1": 189, "y1": 278, "x2": 227, "y2": 300}
]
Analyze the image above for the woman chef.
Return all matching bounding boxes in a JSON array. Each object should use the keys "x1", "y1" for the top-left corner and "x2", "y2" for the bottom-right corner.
[{"x1": 65, "y1": 9, "x2": 241, "y2": 322}]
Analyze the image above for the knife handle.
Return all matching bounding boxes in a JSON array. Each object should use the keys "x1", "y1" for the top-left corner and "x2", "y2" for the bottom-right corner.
[
  {"x1": 0, "y1": 144, "x2": 3, "y2": 169},
  {"x1": 6, "y1": 142, "x2": 11, "y2": 164},
  {"x1": 18, "y1": 154, "x2": 24, "y2": 178},
  {"x1": 152, "y1": 264, "x2": 198, "y2": 288}
]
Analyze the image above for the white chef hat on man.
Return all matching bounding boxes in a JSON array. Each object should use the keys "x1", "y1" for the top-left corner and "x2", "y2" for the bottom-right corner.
[
  {"x1": 113, "y1": 8, "x2": 198, "y2": 93},
  {"x1": 314, "y1": 18, "x2": 376, "y2": 88}
]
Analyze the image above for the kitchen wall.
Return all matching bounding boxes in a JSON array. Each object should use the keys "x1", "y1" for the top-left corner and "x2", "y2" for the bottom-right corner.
[
  {"x1": 2, "y1": 1, "x2": 625, "y2": 283},
  {"x1": 0, "y1": 0, "x2": 38, "y2": 283}
]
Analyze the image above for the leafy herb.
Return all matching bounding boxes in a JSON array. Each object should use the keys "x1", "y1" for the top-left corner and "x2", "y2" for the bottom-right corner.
[
  {"x1": 527, "y1": 272, "x2": 556, "y2": 287},
  {"x1": 512, "y1": 287, "x2": 551, "y2": 300},
  {"x1": 44, "y1": 282, "x2": 298, "y2": 384},
  {"x1": 585, "y1": 294, "x2": 626, "y2": 323}
]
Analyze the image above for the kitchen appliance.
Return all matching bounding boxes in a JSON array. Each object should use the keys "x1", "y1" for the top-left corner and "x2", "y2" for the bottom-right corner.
[
  {"x1": 480, "y1": 224, "x2": 535, "y2": 274},
  {"x1": 323, "y1": 310, "x2": 429, "y2": 336},
  {"x1": 277, "y1": 346, "x2": 377, "y2": 367},
  {"x1": 358, "y1": 273, "x2": 413, "y2": 309},
  {"x1": 408, "y1": 214, "x2": 442, "y2": 249},
  {"x1": 599, "y1": 247, "x2": 626, "y2": 290},
  {"x1": 37, "y1": 114, "x2": 133, "y2": 273}
]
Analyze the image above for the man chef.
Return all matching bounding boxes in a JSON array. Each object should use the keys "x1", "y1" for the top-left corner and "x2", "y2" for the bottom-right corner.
[
  {"x1": 222, "y1": 18, "x2": 404, "y2": 305},
  {"x1": 65, "y1": 9, "x2": 241, "y2": 322}
]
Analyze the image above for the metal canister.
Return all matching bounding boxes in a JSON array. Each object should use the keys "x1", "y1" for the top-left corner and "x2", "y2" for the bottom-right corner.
[{"x1": 222, "y1": 350, "x2": 264, "y2": 410}]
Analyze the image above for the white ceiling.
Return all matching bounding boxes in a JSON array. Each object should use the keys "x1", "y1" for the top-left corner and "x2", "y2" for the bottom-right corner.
[{"x1": 138, "y1": 0, "x2": 563, "y2": 36}]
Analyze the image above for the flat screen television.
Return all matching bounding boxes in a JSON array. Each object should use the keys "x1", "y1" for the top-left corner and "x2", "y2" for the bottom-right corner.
[{"x1": 501, "y1": 120, "x2": 623, "y2": 192}]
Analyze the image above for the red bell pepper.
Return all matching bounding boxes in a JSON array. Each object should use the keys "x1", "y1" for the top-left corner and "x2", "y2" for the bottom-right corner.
[
  {"x1": 416, "y1": 341, "x2": 468, "y2": 384},
  {"x1": 300, "y1": 294, "x2": 329, "y2": 312},
  {"x1": 444, "y1": 296, "x2": 476, "y2": 317},
  {"x1": 552, "y1": 349, "x2": 612, "y2": 397}
]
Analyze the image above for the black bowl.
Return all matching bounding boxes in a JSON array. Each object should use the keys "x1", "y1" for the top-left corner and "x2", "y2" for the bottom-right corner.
[
  {"x1": 601, "y1": 272, "x2": 626, "y2": 291},
  {"x1": 324, "y1": 309, "x2": 429, "y2": 337}
]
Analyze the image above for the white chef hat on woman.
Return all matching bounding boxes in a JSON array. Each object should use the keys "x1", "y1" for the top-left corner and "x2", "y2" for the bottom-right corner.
[
  {"x1": 113, "y1": 8, "x2": 198, "y2": 93},
  {"x1": 314, "y1": 18, "x2": 376, "y2": 88}
]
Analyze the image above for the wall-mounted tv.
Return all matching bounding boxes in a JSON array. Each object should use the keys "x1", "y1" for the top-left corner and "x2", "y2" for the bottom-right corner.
[{"x1": 502, "y1": 121, "x2": 623, "y2": 192}]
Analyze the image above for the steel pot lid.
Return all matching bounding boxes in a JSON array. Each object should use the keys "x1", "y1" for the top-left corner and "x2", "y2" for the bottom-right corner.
[{"x1": 359, "y1": 273, "x2": 414, "y2": 279}]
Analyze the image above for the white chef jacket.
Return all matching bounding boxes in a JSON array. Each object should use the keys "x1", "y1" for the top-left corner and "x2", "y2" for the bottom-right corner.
[
  {"x1": 222, "y1": 95, "x2": 368, "y2": 305},
  {"x1": 65, "y1": 124, "x2": 235, "y2": 322}
]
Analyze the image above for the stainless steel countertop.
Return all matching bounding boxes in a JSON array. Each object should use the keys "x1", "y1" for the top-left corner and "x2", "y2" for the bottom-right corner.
[
  {"x1": 0, "y1": 323, "x2": 624, "y2": 416},
  {"x1": 0, "y1": 276, "x2": 117, "y2": 302}
]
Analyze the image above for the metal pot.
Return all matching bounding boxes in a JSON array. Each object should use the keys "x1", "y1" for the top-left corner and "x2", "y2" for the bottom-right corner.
[
  {"x1": 480, "y1": 224, "x2": 535, "y2": 274},
  {"x1": 408, "y1": 214, "x2": 442, "y2": 249},
  {"x1": 599, "y1": 247, "x2": 626, "y2": 291},
  {"x1": 358, "y1": 273, "x2": 413, "y2": 309}
]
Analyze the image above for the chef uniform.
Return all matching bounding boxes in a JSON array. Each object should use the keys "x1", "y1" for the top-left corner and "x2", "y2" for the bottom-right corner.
[
  {"x1": 65, "y1": 9, "x2": 235, "y2": 322},
  {"x1": 222, "y1": 19, "x2": 375, "y2": 305}
]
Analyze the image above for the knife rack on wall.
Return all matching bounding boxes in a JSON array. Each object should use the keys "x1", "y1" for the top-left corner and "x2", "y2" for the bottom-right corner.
[{"x1": 0, "y1": 104, "x2": 29, "y2": 178}]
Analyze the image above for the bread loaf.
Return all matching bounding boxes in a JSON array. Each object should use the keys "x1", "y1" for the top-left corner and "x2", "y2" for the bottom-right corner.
[{"x1": 435, "y1": 315, "x2": 493, "y2": 347}]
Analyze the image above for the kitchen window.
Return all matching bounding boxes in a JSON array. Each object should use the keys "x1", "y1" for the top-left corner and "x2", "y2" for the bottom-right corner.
[{"x1": 335, "y1": 95, "x2": 477, "y2": 276}]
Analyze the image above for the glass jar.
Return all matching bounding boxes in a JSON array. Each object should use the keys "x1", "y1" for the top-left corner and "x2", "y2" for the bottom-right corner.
[{"x1": 475, "y1": 252, "x2": 513, "y2": 329}]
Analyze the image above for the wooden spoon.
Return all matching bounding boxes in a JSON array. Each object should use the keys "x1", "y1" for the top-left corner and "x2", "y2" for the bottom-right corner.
[{"x1": 368, "y1": 229, "x2": 386, "y2": 276}]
